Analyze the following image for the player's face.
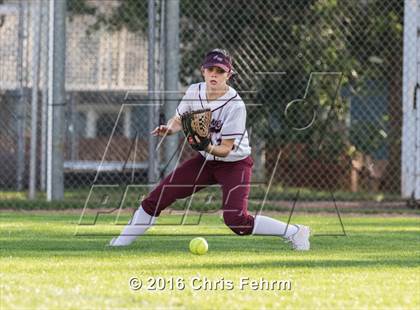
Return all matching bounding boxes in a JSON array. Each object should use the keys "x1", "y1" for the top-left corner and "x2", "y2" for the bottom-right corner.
[{"x1": 202, "y1": 66, "x2": 230, "y2": 89}]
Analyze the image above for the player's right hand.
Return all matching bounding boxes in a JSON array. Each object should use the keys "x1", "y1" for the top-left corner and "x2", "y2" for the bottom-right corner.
[{"x1": 151, "y1": 125, "x2": 173, "y2": 136}]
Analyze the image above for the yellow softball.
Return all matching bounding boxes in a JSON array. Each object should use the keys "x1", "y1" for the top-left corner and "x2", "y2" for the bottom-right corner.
[{"x1": 189, "y1": 237, "x2": 208, "y2": 255}]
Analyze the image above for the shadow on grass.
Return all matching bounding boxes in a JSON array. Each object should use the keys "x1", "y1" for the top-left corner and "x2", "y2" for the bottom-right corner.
[
  {"x1": 1, "y1": 237, "x2": 418, "y2": 269},
  {"x1": 1, "y1": 231, "x2": 419, "y2": 257},
  {"x1": 173, "y1": 258, "x2": 420, "y2": 269}
]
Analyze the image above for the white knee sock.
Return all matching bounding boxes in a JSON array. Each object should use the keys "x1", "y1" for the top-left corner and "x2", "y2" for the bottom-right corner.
[
  {"x1": 109, "y1": 207, "x2": 157, "y2": 246},
  {"x1": 252, "y1": 215, "x2": 298, "y2": 238}
]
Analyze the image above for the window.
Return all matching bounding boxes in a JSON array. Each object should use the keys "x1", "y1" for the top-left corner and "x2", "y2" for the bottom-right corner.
[{"x1": 96, "y1": 113, "x2": 123, "y2": 137}]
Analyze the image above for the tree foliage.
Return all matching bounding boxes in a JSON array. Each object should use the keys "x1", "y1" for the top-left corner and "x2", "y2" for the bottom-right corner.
[
  {"x1": 67, "y1": 0, "x2": 96, "y2": 19},
  {"x1": 68, "y1": 0, "x2": 404, "y2": 178}
]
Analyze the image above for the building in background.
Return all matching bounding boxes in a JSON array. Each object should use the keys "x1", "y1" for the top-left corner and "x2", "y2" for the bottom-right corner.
[{"x1": 0, "y1": 0, "x2": 150, "y2": 188}]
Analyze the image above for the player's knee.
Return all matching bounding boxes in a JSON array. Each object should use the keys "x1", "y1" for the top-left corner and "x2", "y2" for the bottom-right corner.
[
  {"x1": 223, "y1": 212, "x2": 254, "y2": 236},
  {"x1": 141, "y1": 201, "x2": 161, "y2": 217}
]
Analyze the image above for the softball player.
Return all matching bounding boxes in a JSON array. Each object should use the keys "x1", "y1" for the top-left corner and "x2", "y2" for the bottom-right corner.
[{"x1": 110, "y1": 49, "x2": 311, "y2": 250}]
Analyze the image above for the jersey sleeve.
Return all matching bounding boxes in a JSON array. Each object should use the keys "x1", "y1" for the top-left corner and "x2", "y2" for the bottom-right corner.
[
  {"x1": 175, "y1": 84, "x2": 196, "y2": 117},
  {"x1": 220, "y1": 103, "x2": 247, "y2": 140},
  {"x1": 175, "y1": 95, "x2": 189, "y2": 117}
]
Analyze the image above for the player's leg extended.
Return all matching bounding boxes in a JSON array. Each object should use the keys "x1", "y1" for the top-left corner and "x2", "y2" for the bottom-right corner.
[
  {"x1": 214, "y1": 156, "x2": 255, "y2": 235},
  {"x1": 110, "y1": 154, "x2": 215, "y2": 246},
  {"x1": 216, "y1": 156, "x2": 310, "y2": 250},
  {"x1": 253, "y1": 215, "x2": 311, "y2": 251},
  {"x1": 141, "y1": 154, "x2": 216, "y2": 216}
]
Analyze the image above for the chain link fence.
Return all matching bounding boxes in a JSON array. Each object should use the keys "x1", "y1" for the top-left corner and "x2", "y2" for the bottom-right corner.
[{"x1": 0, "y1": 0, "x2": 418, "y2": 210}]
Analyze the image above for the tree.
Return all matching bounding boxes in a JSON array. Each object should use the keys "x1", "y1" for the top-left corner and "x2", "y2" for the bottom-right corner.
[{"x1": 70, "y1": 0, "x2": 404, "y2": 192}]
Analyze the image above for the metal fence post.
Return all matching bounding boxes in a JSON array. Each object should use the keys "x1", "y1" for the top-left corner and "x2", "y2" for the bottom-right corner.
[
  {"x1": 163, "y1": 0, "x2": 180, "y2": 175},
  {"x1": 47, "y1": 0, "x2": 66, "y2": 201},
  {"x1": 40, "y1": 0, "x2": 49, "y2": 192},
  {"x1": 148, "y1": 0, "x2": 158, "y2": 184},
  {"x1": 15, "y1": 0, "x2": 26, "y2": 192},
  {"x1": 29, "y1": 0, "x2": 42, "y2": 200},
  {"x1": 401, "y1": 0, "x2": 419, "y2": 198}
]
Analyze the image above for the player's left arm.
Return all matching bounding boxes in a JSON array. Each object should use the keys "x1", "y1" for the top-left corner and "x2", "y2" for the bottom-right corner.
[{"x1": 205, "y1": 139, "x2": 235, "y2": 157}]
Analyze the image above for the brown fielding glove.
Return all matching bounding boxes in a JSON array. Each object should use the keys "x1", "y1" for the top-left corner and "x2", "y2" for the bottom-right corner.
[{"x1": 181, "y1": 109, "x2": 212, "y2": 151}]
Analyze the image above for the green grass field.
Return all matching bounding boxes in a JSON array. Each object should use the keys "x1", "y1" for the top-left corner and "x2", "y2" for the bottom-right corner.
[
  {"x1": 1, "y1": 211, "x2": 419, "y2": 309},
  {"x1": 0, "y1": 186, "x2": 403, "y2": 211}
]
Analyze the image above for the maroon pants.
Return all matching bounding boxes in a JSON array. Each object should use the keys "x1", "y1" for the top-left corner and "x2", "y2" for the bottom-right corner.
[{"x1": 142, "y1": 154, "x2": 255, "y2": 235}]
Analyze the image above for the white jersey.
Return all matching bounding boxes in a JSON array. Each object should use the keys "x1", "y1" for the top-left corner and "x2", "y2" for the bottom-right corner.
[{"x1": 176, "y1": 82, "x2": 251, "y2": 162}]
